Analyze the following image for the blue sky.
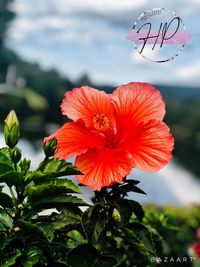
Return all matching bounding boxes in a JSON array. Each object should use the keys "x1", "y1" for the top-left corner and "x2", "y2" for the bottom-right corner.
[{"x1": 6, "y1": 0, "x2": 200, "y2": 87}]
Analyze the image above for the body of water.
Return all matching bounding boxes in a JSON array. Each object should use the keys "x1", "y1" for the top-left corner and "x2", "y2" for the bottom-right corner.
[{"x1": 1, "y1": 133, "x2": 200, "y2": 206}]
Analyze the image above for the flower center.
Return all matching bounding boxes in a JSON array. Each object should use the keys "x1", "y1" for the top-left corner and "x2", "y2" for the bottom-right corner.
[{"x1": 93, "y1": 113, "x2": 110, "y2": 130}]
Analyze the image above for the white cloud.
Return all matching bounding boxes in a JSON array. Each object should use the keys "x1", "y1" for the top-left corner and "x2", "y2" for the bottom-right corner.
[
  {"x1": 190, "y1": 0, "x2": 200, "y2": 5},
  {"x1": 8, "y1": 0, "x2": 150, "y2": 44},
  {"x1": 10, "y1": 0, "x2": 200, "y2": 16},
  {"x1": 9, "y1": 0, "x2": 200, "y2": 46},
  {"x1": 11, "y1": 0, "x2": 149, "y2": 16},
  {"x1": 175, "y1": 61, "x2": 200, "y2": 80},
  {"x1": 6, "y1": 0, "x2": 200, "y2": 86},
  {"x1": 8, "y1": 16, "x2": 80, "y2": 42},
  {"x1": 58, "y1": 0, "x2": 149, "y2": 13},
  {"x1": 131, "y1": 46, "x2": 161, "y2": 64},
  {"x1": 8, "y1": 9, "x2": 125, "y2": 46}
]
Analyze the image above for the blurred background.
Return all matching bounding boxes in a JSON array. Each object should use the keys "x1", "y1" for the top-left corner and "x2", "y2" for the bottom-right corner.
[{"x1": 0, "y1": 0, "x2": 200, "y2": 206}]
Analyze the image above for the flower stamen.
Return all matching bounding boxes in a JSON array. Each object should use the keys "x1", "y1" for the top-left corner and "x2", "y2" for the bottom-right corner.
[{"x1": 93, "y1": 113, "x2": 110, "y2": 130}]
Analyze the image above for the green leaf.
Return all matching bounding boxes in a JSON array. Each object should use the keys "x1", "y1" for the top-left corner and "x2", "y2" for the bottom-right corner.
[
  {"x1": 19, "y1": 217, "x2": 75, "y2": 243},
  {"x1": 0, "y1": 148, "x2": 13, "y2": 167},
  {"x1": 0, "y1": 192, "x2": 13, "y2": 208},
  {"x1": 147, "y1": 226, "x2": 163, "y2": 255},
  {"x1": 26, "y1": 179, "x2": 81, "y2": 202},
  {"x1": 42, "y1": 178, "x2": 81, "y2": 193},
  {"x1": 67, "y1": 244, "x2": 98, "y2": 267},
  {"x1": 55, "y1": 207, "x2": 82, "y2": 226},
  {"x1": 124, "y1": 179, "x2": 140, "y2": 185},
  {"x1": 0, "y1": 171, "x2": 23, "y2": 187},
  {"x1": 0, "y1": 210, "x2": 13, "y2": 229},
  {"x1": 2, "y1": 249, "x2": 22, "y2": 267},
  {"x1": 0, "y1": 163, "x2": 14, "y2": 176},
  {"x1": 17, "y1": 219, "x2": 50, "y2": 242},
  {"x1": 66, "y1": 230, "x2": 86, "y2": 249},
  {"x1": 125, "y1": 223, "x2": 157, "y2": 258},
  {"x1": 67, "y1": 244, "x2": 118, "y2": 267},
  {"x1": 93, "y1": 256, "x2": 118, "y2": 267},
  {"x1": 115, "y1": 199, "x2": 144, "y2": 223},
  {"x1": 37, "y1": 222, "x2": 66, "y2": 242},
  {"x1": 82, "y1": 206, "x2": 96, "y2": 240},
  {"x1": 0, "y1": 232, "x2": 11, "y2": 251},
  {"x1": 128, "y1": 200, "x2": 144, "y2": 222},
  {"x1": 27, "y1": 158, "x2": 82, "y2": 182},
  {"x1": 81, "y1": 205, "x2": 108, "y2": 243},
  {"x1": 120, "y1": 182, "x2": 146, "y2": 195},
  {"x1": 37, "y1": 158, "x2": 75, "y2": 173},
  {"x1": 22, "y1": 246, "x2": 44, "y2": 267},
  {"x1": 31, "y1": 195, "x2": 88, "y2": 210},
  {"x1": 37, "y1": 217, "x2": 83, "y2": 242},
  {"x1": 116, "y1": 200, "x2": 133, "y2": 224}
]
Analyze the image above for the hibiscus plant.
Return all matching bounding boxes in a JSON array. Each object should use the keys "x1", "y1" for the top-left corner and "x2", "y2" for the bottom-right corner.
[{"x1": 0, "y1": 83, "x2": 174, "y2": 267}]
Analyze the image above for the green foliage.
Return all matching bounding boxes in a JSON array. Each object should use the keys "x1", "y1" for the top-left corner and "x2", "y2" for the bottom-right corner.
[
  {"x1": 2, "y1": 249, "x2": 22, "y2": 267},
  {"x1": 0, "y1": 192, "x2": 13, "y2": 207},
  {"x1": 0, "y1": 111, "x2": 88, "y2": 266},
  {"x1": 144, "y1": 205, "x2": 200, "y2": 267},
  {"x1": 0, "y1": 111, "x2": 165, "y2": 267}
]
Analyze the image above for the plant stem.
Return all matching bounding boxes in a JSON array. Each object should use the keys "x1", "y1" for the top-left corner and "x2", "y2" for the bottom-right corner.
[
  {"x1": 9, "y1": 186, "x2": 16, "y2": 202},
  {"x1": 3, "y1": 207, "x2": 13, "y2": 219}
]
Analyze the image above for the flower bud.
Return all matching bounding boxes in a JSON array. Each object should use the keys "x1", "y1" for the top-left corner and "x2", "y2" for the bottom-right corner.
[
  {"x1": 19, "y1": 158, "x2": 31, "y2": 173},
  {"x1": 11, "y1": 147, "x2": 22, "y2": 164},
  {"x1": 4, "y1": 110, "x2": 20, "y2": 148},
  {"x1": 43, "y1": 137, "x2": 57, "y2": 157},
  {"x1": 112, "y1": 208, "x2": 121, "y2": 222},
  {"x1": 13, "y1": 226, "x2": 20, "y2": 232},
  {"x1": 18, "y1": 204, "x2": 23, "y2": 209}
]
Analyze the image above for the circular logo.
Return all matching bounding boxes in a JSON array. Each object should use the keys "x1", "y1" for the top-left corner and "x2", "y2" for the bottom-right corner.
[{"x1": 127, "y1": 8, "x2": 191, "y2": 63}]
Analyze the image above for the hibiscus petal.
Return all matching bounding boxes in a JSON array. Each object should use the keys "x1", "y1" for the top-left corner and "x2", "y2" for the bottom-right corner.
[
  {"x1": 44, "y1": 120, "x2": 105, "y2": 160},
  {"x1": 75, "y1": 148, "x2": 132, "y2": 191},
  {"x1": 122, "y1": 120, "x2": 174, "y2": 172},
  {"x1": 112, "y1": 82, "x2": 165, "y2": 125},
  {"x1": 61, "y1": 86, "x2": 113, "y2": 128}
]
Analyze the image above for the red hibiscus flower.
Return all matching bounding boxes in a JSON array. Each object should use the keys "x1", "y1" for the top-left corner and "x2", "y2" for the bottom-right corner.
[
  {"x1": 191, "y1": 243, "x2": 200, "y2": 258},
  {"x1": 45, "y1": 82, "x2": 174, "y2": 191}
]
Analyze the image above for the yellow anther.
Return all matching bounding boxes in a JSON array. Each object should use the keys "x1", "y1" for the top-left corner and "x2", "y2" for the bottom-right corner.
[{"x1": 93, "y1": 113, "x2": 110, "y2": 130}]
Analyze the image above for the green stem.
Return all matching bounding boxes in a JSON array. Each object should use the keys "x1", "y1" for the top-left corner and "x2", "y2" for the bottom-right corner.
[
  {"x1": 14, "y1": 162, "x2": 17, "y2": 171},
  {"x1": 3, "y1": 207, "x2": 13, "y2": 219},
  {"x1": 9, "y1": 186, "x2": 16, "y2": 202},
  {"x1": 8, "y1": 186, "x2": 20, "y2": 222}
]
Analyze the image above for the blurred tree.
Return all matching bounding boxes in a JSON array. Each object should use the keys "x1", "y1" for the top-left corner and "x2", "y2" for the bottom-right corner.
[
  {"x1": 0, "y1": 0, "x2": 16, "y2": 82},
  {"x1": 165, "y1": 99, "x2": 200, "y2": 177},
  {"x1": 0, "y1": 0, "x2": 15, "y2": 48},
  {"x1": 77, "y1": 73, "x2": 92, "y2": 86}
]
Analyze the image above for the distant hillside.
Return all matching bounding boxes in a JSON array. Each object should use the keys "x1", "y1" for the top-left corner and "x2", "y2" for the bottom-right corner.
[
  {"x1": 99, "y1": 83, "x2": 200, "y2": 101},
  {"x1": 155, "y1": 84, "x2": 200, "y2": 101}
]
